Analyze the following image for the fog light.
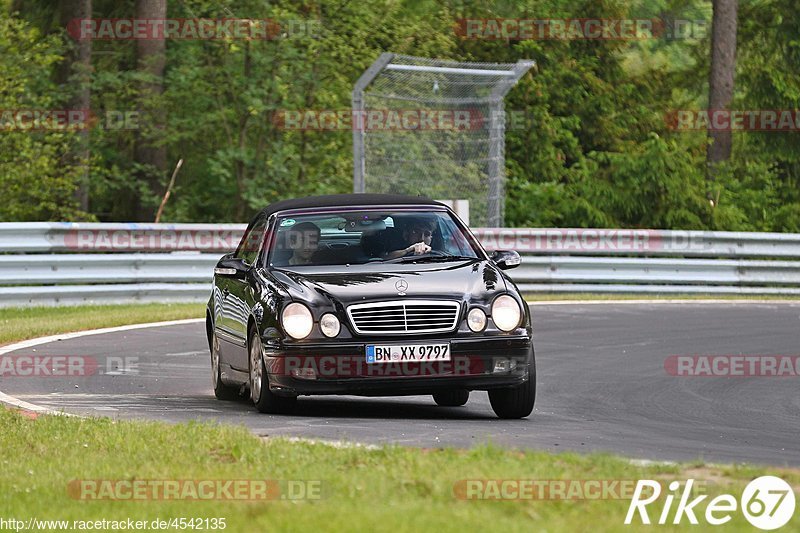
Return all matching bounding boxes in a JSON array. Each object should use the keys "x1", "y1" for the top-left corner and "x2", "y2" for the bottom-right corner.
[
  {"x1": 320, "y1": 313, "x2": 341, "y2": 338},
  {"x1": 291, "y1": 367, "x2": 317, "y2": 380},
  {"x1": 493, "y1": 358, "x2": 518, "y2": 373},
  {"x1": 467, "y1": 308, "x2": 487, "y2": 332}
]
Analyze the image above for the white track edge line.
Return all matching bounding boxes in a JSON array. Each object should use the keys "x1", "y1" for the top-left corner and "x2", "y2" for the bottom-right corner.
[
  {"x1": 0, "y1": 318, "x2": 204, "y2": 416},
  {"x1": 527, "y1": 299, "x2": 800, "y2": 305}
]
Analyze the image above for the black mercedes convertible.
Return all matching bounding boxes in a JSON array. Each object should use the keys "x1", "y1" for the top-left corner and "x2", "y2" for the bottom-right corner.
[{"x1": 206, "y1": 194, "x2": 535, "y2": 418}]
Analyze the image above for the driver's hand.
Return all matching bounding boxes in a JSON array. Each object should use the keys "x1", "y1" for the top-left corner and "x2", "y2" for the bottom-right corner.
[{"x1": 407, "y1": 242, "x2": 431, "y2": 255}]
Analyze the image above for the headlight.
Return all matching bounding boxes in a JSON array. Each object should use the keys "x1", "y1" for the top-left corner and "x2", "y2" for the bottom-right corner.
[
  {"x1": 281, "y1": 303, "x2": 313, "y2": 339},
  {"x1": 320, "y1": 313, "x2": 341, "y2": 338},
  {"x1": 491, "y1": 295, "x2": 521, "y2": 332},
  {"x1": 467, "y1": 308, "x2": 487, "y2": 332}
]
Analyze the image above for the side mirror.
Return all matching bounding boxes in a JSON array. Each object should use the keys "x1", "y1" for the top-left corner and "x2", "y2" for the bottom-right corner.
[
  {"x1": 491, "y1": 250, "x2": 521, "y2": 270},
  {"x1": 214, "y1": 255, "x2": 248, "y2": 279}
]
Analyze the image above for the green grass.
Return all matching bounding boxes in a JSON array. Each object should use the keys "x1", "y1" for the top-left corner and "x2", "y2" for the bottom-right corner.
[
  {"x1": 525, "y1": 293, "x2": 800, "y2": 302},
  {"x1": 0, "y1": 303, "x2": 204, "y2": 346},
  {"x1": 1, "y1": 409, "x2": 797, "y2": 532}
]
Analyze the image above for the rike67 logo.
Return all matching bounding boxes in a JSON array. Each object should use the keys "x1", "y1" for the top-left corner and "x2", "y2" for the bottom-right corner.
[{"x1": 625, "y1": 476, "x2": 795, "y2": 530}]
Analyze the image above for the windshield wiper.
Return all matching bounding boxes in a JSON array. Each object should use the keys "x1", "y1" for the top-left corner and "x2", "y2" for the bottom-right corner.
[
  {"x1": 389, "y1": 255, "x2": 477, "y2": 263},
  {"x1": 420, "y1": 255, "x2": 478, "y2": 262}
]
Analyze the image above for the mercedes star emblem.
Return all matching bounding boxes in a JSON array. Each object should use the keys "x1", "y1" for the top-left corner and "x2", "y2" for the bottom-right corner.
[{"x1": 395, "y1": 279, "x2": 408, "y2": 294}]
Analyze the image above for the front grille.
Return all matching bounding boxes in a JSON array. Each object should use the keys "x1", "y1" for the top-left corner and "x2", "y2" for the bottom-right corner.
[{"x1": 347, "y1": 300, "x2": 461, "y2": 335}]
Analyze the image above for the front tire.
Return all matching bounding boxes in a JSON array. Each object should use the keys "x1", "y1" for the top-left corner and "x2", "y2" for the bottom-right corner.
[
  {"x1": 433, "y1": 389, "x2": 469, "y2": 407},
  {"x1": 249, "y1": 328, "x2": 297, "y2": 414},
  {"x1": 211, "y1": 330, "x2": 240, "y2": 400},
  {"x1": 488, "y1": 356, "x2": 536, "y2": 419}
]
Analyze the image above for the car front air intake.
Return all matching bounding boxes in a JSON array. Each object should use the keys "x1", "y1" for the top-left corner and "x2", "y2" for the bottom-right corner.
[{"x1": 346, "y1": 300, "x2": 461, "y2": 335}]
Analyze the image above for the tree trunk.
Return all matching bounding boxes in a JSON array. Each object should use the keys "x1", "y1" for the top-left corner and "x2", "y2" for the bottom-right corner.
[
  {"x1": 58, "y1": 0, "x2": 92, "y2": 213},
  {"x1": 133, "y1": 0, "x2": 167, "y2": 221},
  {"x1": 232, "y1": 42, "x2": 251, "y2": 221},
  {"x1": 706, "y1": 0, "x2": 738, "y2": 174}
]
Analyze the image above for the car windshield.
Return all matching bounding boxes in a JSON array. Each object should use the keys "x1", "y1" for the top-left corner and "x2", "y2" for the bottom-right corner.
[{"x1": 267, "y1": 209, "x2": 481, "y2": 267}]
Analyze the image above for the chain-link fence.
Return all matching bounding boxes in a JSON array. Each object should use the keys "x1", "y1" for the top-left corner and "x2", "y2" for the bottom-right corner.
[{"x1": 352, "y1": 53, "x2": 533, "y2": 226}]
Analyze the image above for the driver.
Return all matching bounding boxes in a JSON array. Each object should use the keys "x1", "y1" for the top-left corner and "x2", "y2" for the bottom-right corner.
[{"x1": 385, "y1": 217, "x2": 436, "y2": 259}]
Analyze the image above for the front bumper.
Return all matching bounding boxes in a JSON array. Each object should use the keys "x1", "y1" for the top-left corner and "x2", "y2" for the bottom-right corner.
[{"x1": 262, "y1": 335, "x2": 533, "y2": 396}]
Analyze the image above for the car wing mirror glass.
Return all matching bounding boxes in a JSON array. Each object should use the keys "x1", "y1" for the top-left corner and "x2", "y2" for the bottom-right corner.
[{"x1": 491, "y1": 250, "x2": 521, "y2": 270}]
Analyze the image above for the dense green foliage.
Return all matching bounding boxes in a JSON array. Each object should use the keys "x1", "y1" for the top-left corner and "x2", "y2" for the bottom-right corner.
[
  {"x1": 1, "y1": 0, "x2": 798, "y2": 229},
  {"x1": 0, "y1": 15, "x2": 86, "y2": 220}
]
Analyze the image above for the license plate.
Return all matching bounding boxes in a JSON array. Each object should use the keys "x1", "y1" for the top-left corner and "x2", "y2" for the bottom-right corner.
[{"x1": 365, "y1": 344, "x2": 450, "y2": 363}]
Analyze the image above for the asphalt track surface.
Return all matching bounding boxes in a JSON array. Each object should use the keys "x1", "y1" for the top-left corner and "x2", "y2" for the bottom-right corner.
[{"x1": 2, "y1": 302, "x2": 799, "y2": 466}]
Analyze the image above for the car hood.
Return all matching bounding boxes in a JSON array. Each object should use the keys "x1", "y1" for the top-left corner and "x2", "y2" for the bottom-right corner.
[{"x1": 270, "y1": 260, "x2": 506, "y2": 307}]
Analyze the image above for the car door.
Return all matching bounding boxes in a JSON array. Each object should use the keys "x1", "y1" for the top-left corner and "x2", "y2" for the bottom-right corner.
[{"x1": 225, "y1": 215, "x2": 268, "y2": 371}]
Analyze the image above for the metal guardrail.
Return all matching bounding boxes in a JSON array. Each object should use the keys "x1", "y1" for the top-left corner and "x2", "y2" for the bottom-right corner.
[
  {"x1": 513, "y1": 257, "x2": 800, "y2": 295},
  {"x1": 472, "y1": 228, "x2": 800, "y2": 258},
  {"x1": 0, "y1": 222, "x2": 244, "y2": 253},
  {"x1": 0, "y1": 223, "x2": 799, "y2": 306},
  {"x1": 0, "y1": 253, "x2": 218, "y2": 285},
  {"x1": 0, "y1": 283, "x2": 211, "y2": 307}
]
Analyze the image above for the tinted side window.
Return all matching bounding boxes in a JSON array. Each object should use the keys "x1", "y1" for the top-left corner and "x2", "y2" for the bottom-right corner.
[{"x1": 235, "y1": 217, "x2": 267, "y2": 265}]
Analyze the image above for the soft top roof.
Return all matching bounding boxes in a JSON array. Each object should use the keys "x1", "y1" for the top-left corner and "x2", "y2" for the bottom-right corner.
[{"x1": 258, "y1": 193, "x2": 444, "y2": 218}]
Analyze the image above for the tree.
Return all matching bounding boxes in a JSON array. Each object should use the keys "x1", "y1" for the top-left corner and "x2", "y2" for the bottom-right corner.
[
  {"x1": 133, "y1": 0, "x2": 167, "y2": 221},
  {"x1": 57, "y1": 0, "x2": 92, "y2": 211},
  {"x1": 0, "y1": 15, "x2": 89, "y2": 221},
  {"x1": 706, "y1": 0, "x2": 738, "y2": 171}
]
